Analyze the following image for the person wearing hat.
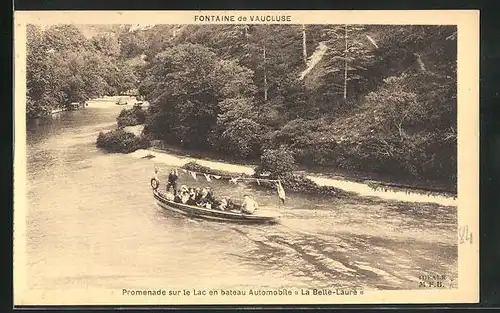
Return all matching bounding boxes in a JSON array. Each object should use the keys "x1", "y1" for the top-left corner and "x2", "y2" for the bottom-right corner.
[{"x1": 166, "y1": 169, "x2": 179, "y2": 195}]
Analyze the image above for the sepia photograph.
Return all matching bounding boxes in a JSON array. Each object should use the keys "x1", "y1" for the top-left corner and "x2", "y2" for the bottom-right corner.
[{"x1": 13, "y1": 11, "x2": 479, "y2": 305}]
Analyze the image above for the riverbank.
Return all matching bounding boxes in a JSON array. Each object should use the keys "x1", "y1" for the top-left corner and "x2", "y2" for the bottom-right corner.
[
  {"x1": 129, "y1": 148, "x2": 457, "y2": 207},
  {"x1": 148, "y1": 141, "x2": 456, "y2": 194},
  {"x1": 93, "y1": 102, "x2": 456, "y2": 206}
]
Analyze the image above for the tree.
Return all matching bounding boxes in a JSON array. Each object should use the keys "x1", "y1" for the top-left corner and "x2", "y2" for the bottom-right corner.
[
  {"x1": 26, "y1": 24, "x2": 139, "y2": 118},
  {"x1": 28, "y1": 23, "x2": 458, "y2": 187},
  {"x1": 302, "y1": 24, "x2": 307, "y2": 65},
  {"x1": 92, "y1": 33, "x2": 121, "y2": 56},
  {"x1": 26, "y1": 24, "x2": 48, "y2": 109},
  {"x1": 214, "y1": 118, "x2": 265, "y2": 159},
  {"x1": 256, "y1": 146, "x2": 297, "y2": 177},
  {"x1": 118, "y1": 29, "x2": 148, "y2": 59},
  {"x1": 43, "y1": 25, "x2": 90, "y2": 52},
  {"x1": 322, "y1": 24, "x2": 376, "y2": 101},
  {"x1": 142, "y1": 44, "x2": 257, "y2": 150}
]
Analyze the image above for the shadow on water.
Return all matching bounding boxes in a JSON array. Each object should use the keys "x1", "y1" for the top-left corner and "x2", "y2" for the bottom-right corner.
[{"x1": 228, "y1": 224, "x2": 457, "y2": 290}]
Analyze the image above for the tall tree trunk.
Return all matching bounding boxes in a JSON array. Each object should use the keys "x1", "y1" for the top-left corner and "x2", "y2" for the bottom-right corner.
[
  {"x1": 343, "y1": 24, "x2": 348, "y2": 100},
  {"x1": 414, "y1": 53, "x2": 426, "y2": 72},
  {"x1": 302, "y1": 24, "x2": 307, "y2": 65},
  {"x1": 263, "y1": 45, "x2": 268, "y2": 101},
  {"x1": 244, "y1": 25, "x2": 249, "y2": 42}
]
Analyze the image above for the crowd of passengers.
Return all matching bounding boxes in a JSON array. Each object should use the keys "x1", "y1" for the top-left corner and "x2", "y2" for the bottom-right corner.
[{"x1": 164, "y1": 169, "x2": 258, "y2": 214}]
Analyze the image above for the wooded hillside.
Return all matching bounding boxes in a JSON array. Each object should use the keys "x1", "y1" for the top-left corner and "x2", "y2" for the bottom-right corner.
[{"x1": 27, "y1": 24, "x2": 457, "y2": 188}]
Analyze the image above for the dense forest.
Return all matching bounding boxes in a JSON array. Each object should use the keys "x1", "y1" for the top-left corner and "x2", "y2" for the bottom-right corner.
[
  {"x1": 26, "y1": 24, "x2": 138, "y2": 118},
  {"x1": 27, "y1": 24, "x2": 457, "y2": 188}
]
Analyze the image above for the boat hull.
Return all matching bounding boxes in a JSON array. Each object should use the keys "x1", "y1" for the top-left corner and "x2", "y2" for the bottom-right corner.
[{"x1": 153, "y1": 190, "x2": 279, "y2": 224}]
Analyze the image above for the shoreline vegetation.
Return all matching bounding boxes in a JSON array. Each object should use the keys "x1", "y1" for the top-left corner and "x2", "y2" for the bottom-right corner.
[
  {"x1": 147, "y1": 142, "x2": 455, "y2": 195},
  {"x1": 26, "y1": 24, "x2": 457, "y2": 204},
  {"x1": 96, "y1": 108, "x2": 456, "y2": 205},
  {"x1": 135, "y1": 147, "x2": 457, "y2": 206},
  {"x1": 96, "y1": 105, "x2": 151, "y2": 153},
  {"x1": 95, "y1": 104, "x2": 457, "y2": 205}
]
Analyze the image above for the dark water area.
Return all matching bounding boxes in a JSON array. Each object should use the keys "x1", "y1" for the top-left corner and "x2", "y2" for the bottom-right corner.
[{"x1": 25, "y1": 105, "x2": 458, "y2": 292}]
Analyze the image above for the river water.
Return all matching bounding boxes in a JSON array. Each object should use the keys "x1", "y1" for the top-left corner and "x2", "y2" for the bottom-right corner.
[{"x1": 25, "y1": 104, "x2": 458, "y2": 295}]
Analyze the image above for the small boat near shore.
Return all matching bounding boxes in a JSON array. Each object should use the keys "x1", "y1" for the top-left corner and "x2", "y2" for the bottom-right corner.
[{"x1": 152, "y1": 189, "x2": 280, "y2": 225}]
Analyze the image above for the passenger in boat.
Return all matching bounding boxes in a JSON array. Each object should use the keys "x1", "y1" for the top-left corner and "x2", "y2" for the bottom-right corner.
[
  {"x1": 206, "y1": 186, "x2": 215, "y2": 203},
  {"x1": 194, "y1": 187, "x2": 202, "y2": 202},
  {"x1": 197, "y1": 188, "x2": 208, "y2": 203},
  {"x1": 173, "y1": 189, "x2": 183, "y2": 203},
  {"x1": 218, "y1": 197, "x2": 228, "y2": 211},
  {"x1": 196, "y1": 188, "x2": 212, "y2": 208},
  {"x1": 241, "y1": 194, "x2": 259, "y2": 214},
  {"x1": 186, "y1": 188, "x2": 197, "y2": 205},
  {"x1": 186, "y1": 194, "x2": 197, "y2": 205},
  {"x1": 179, "y1": 185, "x2": 190, "y2": 204},
  {"x1": 166, "y1": 169, "x2": 179, "y2": 195},
  {"x1": 181, "y1": 192, "x2": 190, "y2": 204},
  {"x1": 226, "y1": 197, "x2": 240, "y2": 211}
]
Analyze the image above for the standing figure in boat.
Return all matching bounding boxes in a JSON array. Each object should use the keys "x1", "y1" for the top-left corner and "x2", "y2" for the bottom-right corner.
[
  {"x1": 241, "y1": 194, "x2": 259, "y2": 214},
  {"x1": 166, "y1": 169, "x2": 179, "y2": 195}
]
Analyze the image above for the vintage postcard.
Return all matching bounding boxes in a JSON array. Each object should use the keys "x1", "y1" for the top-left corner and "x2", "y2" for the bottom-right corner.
[{"x1": 13, "y1": 10, "x2": 479, "y2": 306}]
